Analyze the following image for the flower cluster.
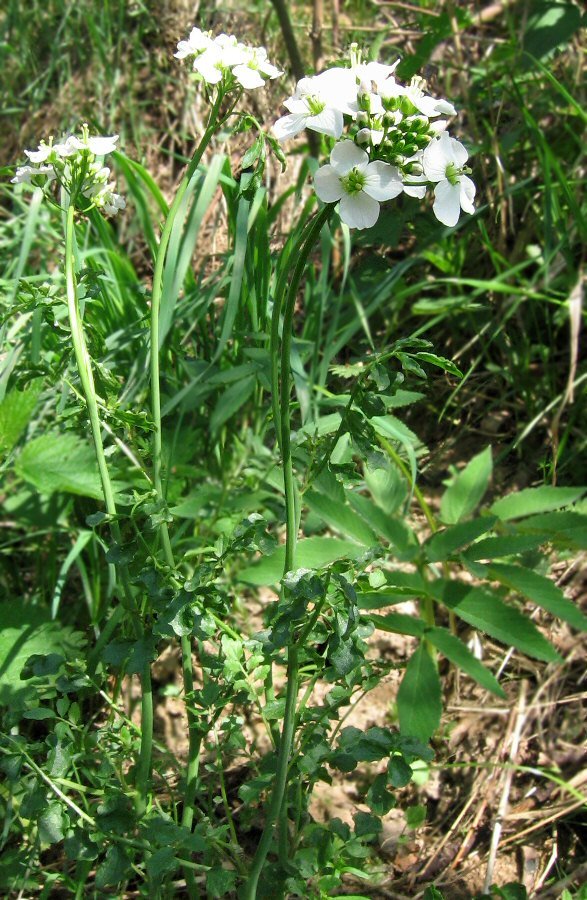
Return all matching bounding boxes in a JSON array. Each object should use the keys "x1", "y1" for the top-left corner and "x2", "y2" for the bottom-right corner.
[
  {"x1": 274, "y1": 48, "x2": 475, "y2": 229},
  {"x1": 12, "y1": 127, "x2": 125, "y2": 216},
  {"x1": 175, "y1": 27, "x2": 282, "y2": 90}
]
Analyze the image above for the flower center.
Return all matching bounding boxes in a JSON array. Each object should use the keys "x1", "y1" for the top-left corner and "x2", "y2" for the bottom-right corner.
[
  {"x1": 341, "y1": 167, "x2": 366, "y2": 195},
  {"x1": 306, "y1": 95, "x2": 326, "y2": 116},
  {"x1": 445, "y1": 162, "x2": 461, "y2": 186}
]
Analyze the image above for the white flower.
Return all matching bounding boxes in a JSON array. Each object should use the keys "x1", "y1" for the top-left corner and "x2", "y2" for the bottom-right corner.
[
  {"x1": 232, "y1": 46, "x2": 282, "y2": 89},
  {"x1": 83, "y1": 134, "x2": 119, "y2": 156},
  {"x1": 24, "y1": 142, "x2": 52, "y2": 164},
  {"x1": 422, "y1": 132, "x2": 475, "y2": 226},
  {"x1": 11, "y1": 164, "x2": 54, "y2": 184},
  {"x1": 175, "y1": 26, "x2": 213, "y2": 60},
  {"x1": 53, "y1": 135, "x2": 82, "y2": 157},
  {"x1": 194, "y1": 34, "x2": 246, "y2": 84},
  {"x1": 313, "y1": 141, "x2": 403, "y2": 229},
  {"x1": 273, "y1": 71, "x2": 355, "y2": 142}
]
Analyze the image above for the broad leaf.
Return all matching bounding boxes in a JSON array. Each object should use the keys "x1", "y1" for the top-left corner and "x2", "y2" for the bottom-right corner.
[
  {"x1": 306, "y1": 489, "x2": 377, "y2": 546},
  {"x1": 490, "y1": 486, "x2": 585, "y2": 521},
  {"x1": 440, "y1": 446, "x2": 492, "y2": 524},
  {"x1": 397, "y1": 644, "x2": 441, "y2": 742},
  {"x1": 425, "y1": 627, "x2": 505, "y2": 697},
  {"x1": 238, "y1": 537, "x2": 363, "y2": 585},
  {"x1": 487, "y1": 564, "x2": 587, "y2": 632},
  {"x1": 425, "y1": 515, "x2": 496, "y2": 562},
  {"x1": 15, "y1": 433, "x2": 105, "y2": 500},
  {"x1": 446, "y1": 587, "x2": 560, "y2": 662},
  {"x1": 0, "y1": 381, "x2": 42, "y2": 456}
]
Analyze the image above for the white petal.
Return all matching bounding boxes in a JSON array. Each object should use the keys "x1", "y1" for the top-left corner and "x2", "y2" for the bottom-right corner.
[
  {"x1": 459, "y1": 175, "x2": 476, "y2": 214},
  {"x1": 313, "y1": 166, "x2": 344, "y2": 202},
  {"x1": 195, "y1": 55, "x2": 223, "y2": 84},
  {"x1": 403, "y1": 175, "x2": 427, "y2": 199},
  {"x1": 432, "y1": 180, "x2": 461, "y2": 227},
  {"x1": 307, "y1": 107, "x2": 343, "y2": 138},
  {"x1": 363, "y1": 161, "x2": 403, "y2": 201},
  {"x1": 272, "y1": 113, "x2": 307, "y2": 141},
  {"x1": 339, "y1": 192, "x2": 380, "y2": 230},
  {"x1": 450, "y1": 137, "x2": 469, "y2": 167},
  {"x1": 283, "y1": 97, "x2": 307, "y2": 114},
  {"x1": 24, "y1": 144, "x2": 52, "y2": 163},
  {"x1": 87, "y1": 135, "x2": 118, "y2": 155},
  {"x1": 435, "y1": 99, "x2": 457, "y2": 116},
  {"x1": 233, "y1": 65, "x2": 265, "y2": 89},
  {"x1": 258, "y1": 61, "x2": 282, "y2": 79},
  {"x1": 422, "y1": 133, "x2": 451, "y2": 181},
  {"x1": 330, "y1": 141, "x2": 368, "y2": 175}
]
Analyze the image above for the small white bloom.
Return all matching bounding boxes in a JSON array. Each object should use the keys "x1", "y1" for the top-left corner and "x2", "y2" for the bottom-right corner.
[
  {"x1": 194, "y1": 33, "x2": 247, "y2": 84},
  {"x1": 422, "y1": 132, "x2": 475, "y2": 226},
  {"x1": 175, "y1": 26, "x2": 213, "y2": 60},
  {"x1": 273, "y1": 72, "x2": 355, "y2": 142},
  {"x1": 53, "y1": 135, "x2": 83, "y2": 157},
  {"x1": 24, "y1": 142, "x2": 52, "y2": 164},
  {"x1": 11, "y1": 164, "x2": 54, "y2": 184},
  {"x1": 232, "y1": 46, "x2": 282, "y2": 89},
  {"x1": 313, "y1": 141, "x2": 403, "y2": 230},
  {"x1": 86, "y1": 134, "x2": 119, "y2": 156}
]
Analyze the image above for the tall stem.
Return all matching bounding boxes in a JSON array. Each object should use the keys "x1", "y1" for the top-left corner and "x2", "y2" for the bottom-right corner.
[
  {"x1": 148, "y1": 92, "x2": 224, "y2": 840},
  {"x1": 65, "y1": 204, "x2": 153, "y2": 815},
  {"x1": 244, "y1": 206, "x2": 332, "y2": 899}
]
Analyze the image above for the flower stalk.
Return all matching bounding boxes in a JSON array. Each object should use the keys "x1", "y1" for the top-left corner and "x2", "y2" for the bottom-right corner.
[{"x1": 64, "y1": 203, "x2": 153, "y2": 815}]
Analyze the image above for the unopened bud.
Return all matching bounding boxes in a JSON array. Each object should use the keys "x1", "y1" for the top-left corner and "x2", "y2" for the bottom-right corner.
[{"x1": 356, "y1": 128, "x2": 371, "y2": 145}]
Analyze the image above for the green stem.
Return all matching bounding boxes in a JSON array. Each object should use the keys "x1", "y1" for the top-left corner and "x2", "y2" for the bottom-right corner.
[
  {"x1": 64, "y1": 204, "x2": 153, "y2": 815},
  {"x1": 244, "y1": 206, "x2": 332, "y2": 899},
  {"x1": 148, "y1": 91, "x2": 226, "y2": 842}
]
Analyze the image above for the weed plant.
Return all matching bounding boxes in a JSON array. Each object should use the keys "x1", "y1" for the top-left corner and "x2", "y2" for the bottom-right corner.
[{"x1": 0, "y1": 2, "x2": 585, "y2": 898}]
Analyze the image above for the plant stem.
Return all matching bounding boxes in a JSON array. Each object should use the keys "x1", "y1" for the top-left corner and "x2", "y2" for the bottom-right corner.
[
  {"x1": 64, "y1": 204, "x2": 153, "y2": 815},
  {"x1": 244, "y1": 206, "x2": 332, "y2": 899},
  {"x1": 148, "y1": 92, "x2": 225, "y2": 839}
]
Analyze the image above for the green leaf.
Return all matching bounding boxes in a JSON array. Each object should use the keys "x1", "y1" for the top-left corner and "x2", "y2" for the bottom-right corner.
[
  {"x1": 0, "y1": 381, "x2": 42, "y2": 456},
  {"x1": 425, "y1": 627, "x2": 505, "y2": 697},
  {"x1": 440, "y1": 447, "x2": 493, "y2": 524},
  {"x1": 425, "y1": 516, "x2": 496, "y2": 562},
  {"x1": 95, "y1": 846, "x2": 131, "y2": 888},
  {"x1": 38, "y1": 802, "x2": 66, "y2": 845},
  {"x1": 397, "y1": 645, "x2": 441, "y2": 742},
  {"x1": 146, "y1": 847, "x2": 179, "y2": 885},
  {"x1": 490, "y1": 486, "x2": 585, "y2": 521},
  {"x1": 487, "y1": 564, "x2": 587, "y2": 632},
  {"x1": 0, "y1": 603, "x2": 85, "y2": 707},
  {"x1": 414, "y1": 351, "x2": 462, "y2": 377},
  {"x1": 210, "y1": 373, "x2": 256, "y2": 436},
  {"x1": 367, "y1": 773, "x2": 396, "y2": 815},
  {"x1": 447, "y1": 587, "x2": 560, "y2": 663},
  {"x1": 238, "y1": 537, "x2": 363, "y2": 585},
  {"x1": 306, "y1": 489, "x2": 377, "y2": 546},
  {"x1": 347, "y1": 491, "x2": 418, "y2": 557},
  {"x1": 15, "y1": 433, "x2": 105, "y2": 500},
  {"x1": 369, "y1": 613, "x2": 426, "y2": 638},
  {"x1": 523, "y1": 2, "x2": 582, "y2": 61},
  {"x1": 206, "y1": 866, "x2": 238, "y2": 898}
]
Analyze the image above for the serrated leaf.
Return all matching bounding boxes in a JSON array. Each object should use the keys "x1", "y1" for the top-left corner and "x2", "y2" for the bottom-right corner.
[
  {"x1": 15, "y1": 433, "x2": 105, "y2": 499},
  {"x1": 206, "y1": 866, "x2": 237, "y2": 898},
  {"x1": 397, "y1": 644, "x2": 441, "y2": 743},
  {"x1": 487, "y1": 563, "x2": 587, "y2": 632},
  {"x1": 440, "y1": 447, "x2": 493, "y2": 524},
  {"x1": 425, "y1": 627, "x2": 505, "y2": 697},
  {"x1": 448, "y1": 587, "x2": 560, "y2": 662},
  {"x1": 490, "y1": 486, "x2": 585, "y2": 520},
  {"x1": 0, "y1": 603, "x2": 85, "y2": 707},
  {"x1": 238, "y1": 536, "x2": 363, "y2": 585},
  {"x1": 0, "y1": 381, "x2": 42, "y2": 456}
]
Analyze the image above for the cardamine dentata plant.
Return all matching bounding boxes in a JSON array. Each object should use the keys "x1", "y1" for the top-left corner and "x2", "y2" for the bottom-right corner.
[
  {"x1": 274, "y1": 45, "x2": 476, "y2": 228},
  {"x1": 11, "y1": 125, "x2": 125, "y2": 216}
]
